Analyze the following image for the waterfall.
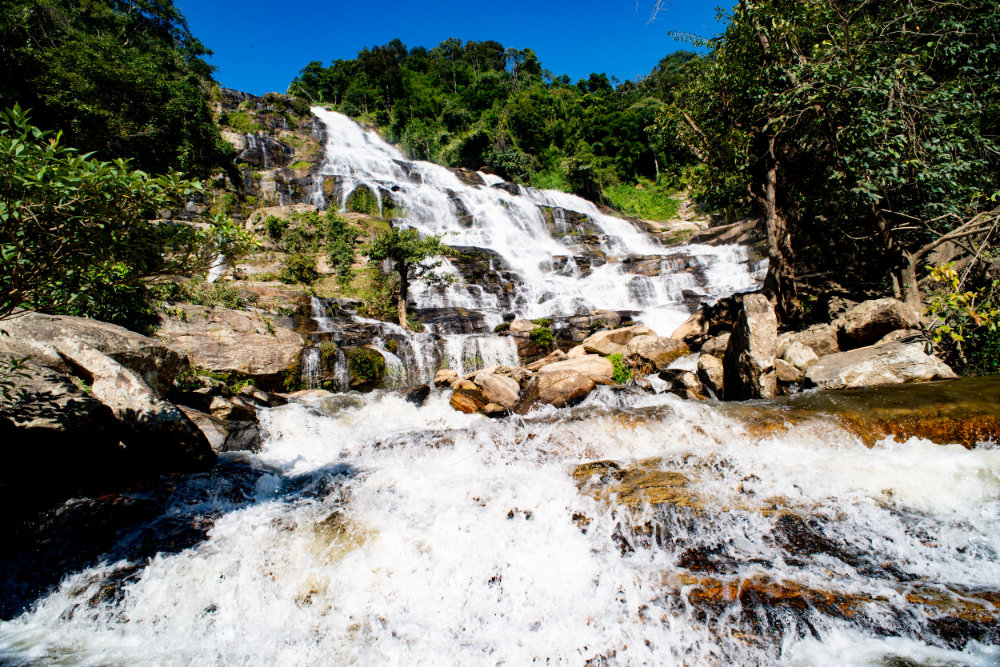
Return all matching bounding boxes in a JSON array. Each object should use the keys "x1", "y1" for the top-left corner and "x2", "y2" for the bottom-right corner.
[
  {"x1": 301, "y1": 347, "x2": 320, "y2": 389},
  {"x1": 441, "y1": 334, "x2": 520, "y2": 376},
  {"x1": 309, "y1": 107, "x2": 761, "y2": 334}
]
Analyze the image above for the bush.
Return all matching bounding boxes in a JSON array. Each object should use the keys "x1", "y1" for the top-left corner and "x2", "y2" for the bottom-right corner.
[
  {"x1": 346, "y1": 186, "x2": 380, "y2": 215},
  {"x1": 280, "y1": 254, "x2": 319, "y2": 285},
  {"x1": 529, "y1": 324, "x2": 554, "y2": 348},
  {"x1": 493, "y1": 321, "x2": 510, "y2": 333}
]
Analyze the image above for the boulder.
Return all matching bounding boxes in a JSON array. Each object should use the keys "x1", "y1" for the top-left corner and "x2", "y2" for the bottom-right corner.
[
  {"x1": 775, "y1": 359, "x2": 805, "y2": 384},
  {"x1": 723, "y1": 293, "x2": 778, "y2": 400},
  {"x1": 517, "y1": 369, "x2": 596, "y2": 412},
  {"x1": 699, "y1": 333, "x2": 730, "y2": 359},
  {"x1": 54, "y1": 338, "x2": 214, "y2": 470},
  {"x1": 776, "y1": 324, "x2": 839, "y2": 359},
  {"x1": 450, "y1": 391, "x2": 485, "y2": 415},
  {"x1": 509, "y1": 319, "x2": 535, "y2": 335},
  {"x1": 208, "y1": 395, "x2": 257, "y2": 422},
  {"x1": 804, "y1": 341, "x2": 958, "y2": 390},
  {"x1": 177, "y1": 406, "x2": 261, "y2": 453},
  {"x1": 434, "y1": 369, "x2": 459, "y2": 388},
  {"x1": 566, "y1": 345, "x2": 588, "y2": 358},
  {"x1": 154, "y1": 304, "x2": 304, "y2": 389},
  {"x1": 582, "y1": 325, "x2": 656, "y2": 356},
  {"x1": 474, "y1": 373, "x2": 520, "y2": 410},
  {"x1": 874, "y1": 329, "x2": 923, "y2": 346},
  {"x1": 697, "y1": 354, "x2": 725, "y2": 398},
  {"x1": 395, "y1": 384, "x2": 431, "y2": 406},
  {"x1": 837, "y1": 298, "x2": 919, "y2": 348},
  {"x1": 526, "y1": 350, "x2": 569, "y2": 372},
  {"x1": 667, "y1": 370, "x2": 706, "y2": 400},
  {"x1": 537, "y1": 355, "x2": 614, "y2": 385},
  {"x1": 0, "y1": 310, "x2": 187, "y2": 396},
  {"x1": 623, "y1": 336, "x2": 690, "y2": 371},
  {"x1": 669, "y1": 311, "x2": 707, "y2": 344},
  {"x1": 782, "y1": 341, "x2": 819, "y2": 371}
]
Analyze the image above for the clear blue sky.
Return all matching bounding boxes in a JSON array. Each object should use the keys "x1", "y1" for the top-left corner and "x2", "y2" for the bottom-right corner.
[{"x1": 173, "y1": 1, "x2": 731, "y2": 96}]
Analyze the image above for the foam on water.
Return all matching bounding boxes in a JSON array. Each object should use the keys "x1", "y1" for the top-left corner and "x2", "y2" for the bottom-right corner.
[{"x1": 3, "y1": 391, "x2": 998, "y2": 665}]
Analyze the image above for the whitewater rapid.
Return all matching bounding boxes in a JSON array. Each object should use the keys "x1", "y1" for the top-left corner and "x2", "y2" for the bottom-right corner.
[{"x1": 2, "y1": 390, "x2": 998, "y2": 665}]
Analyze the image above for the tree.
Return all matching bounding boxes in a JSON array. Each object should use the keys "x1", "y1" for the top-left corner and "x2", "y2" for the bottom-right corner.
[
  {"x1": 0, "y1": 105, "x2": 255, "y2": 325},
  {"x1": 660, "y1": 0, "x2": 1000, "y2": 321},
  {"x1": 364, "y1": 227, "x2": 447, "y2": 329}
]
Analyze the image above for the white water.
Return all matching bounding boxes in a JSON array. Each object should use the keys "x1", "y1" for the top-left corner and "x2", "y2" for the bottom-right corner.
[
  {"x1": 310, "y1": 107, "x2": 761, "y2": 330},
  {"x1": 2, "y1": 390, "x2": 998, "y2": 665}
]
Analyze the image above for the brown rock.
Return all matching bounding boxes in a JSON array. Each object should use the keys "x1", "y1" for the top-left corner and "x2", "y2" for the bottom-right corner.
[
  {"x1": 776, "y1": 324, "x2": 839, "y2": 359},
  {"x1": 697, "y1": 354, "x2": 724, "y2": 397},
  {"x1": 805, "y1": 341, "x2": 957, "y2": 390},
  {"x1": 517, "y1": 369, "x2": 596, "y2": 412},
  {"x1": 623, "y1": 335, "x2": 690, "y2": 372},
  {"x1": 566, "y1": 345, "x2": 588, "y2": 358},
  {"x1": 537, "y1": 355, "x2": 614, "y2": 384},
  {"x1": 434, "y1": 369, "x2": 458, "y2": 388},
  {"x1": 474, "y1": 373, "x2": 520, "y2": 410},
  {"x1": 699, "y1": 333, "x2": 730, "y2": 359},
  {"x1": 782, "y1": 341, "x2": 819, "y2": 371},
  {"x1": 837, "y1": 298, "x2": 919, "y2": 348},
  {"x1": 582, "y1": 325, "x2": 657, "y2": 356},
  {"x1": 449, "y1": 391, "x2": 485, "y2": 414},
  {"x1": 526, "y1": 350, "x2": 569, "y2": 371},
  {"x1": 775, "y1": 359, "x2": 804, "y2": 384},
  {"x1": 508, "y1": 319, "x2": 535, "y2": 335},
  {"x1": 723, "y1": 294, "x2": 778, "y2": 400}
]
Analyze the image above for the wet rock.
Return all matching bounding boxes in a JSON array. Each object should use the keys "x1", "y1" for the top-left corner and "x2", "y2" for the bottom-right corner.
[
  {"x1": 177, "y1": 406, "x2": 261, "y2": 453},
  {"x1": 538, "y1": 355, "x2": 614, "y2": 385},
  {"x1": 450, "y1": 167, "x2": 485, "y2": 187},
  {"x1": 236, "y1": 384, "x2": 286, "y2": 408},
  {"x1": 723, "y1": 293, "x2": 777, "y2": 400},
  {"x1": 155, "y1": 304, "x2": 304, "y2": 389},
  {"x1": 776, "y1": 323, "x2": 839, "y2": 359},
  {"x1": 208, "y1": 395, "x2": 257, "y2": 422},
  {"x1": 0, "y1": 310, "x2": 187, "y2": 397},
  {"x1": 474, "y1": 373, "x2": 520, "y2": 410},
  {"x1": 450, "y1": 389, "x2": 485, "y2": 415},
  {"x1": 582, "y1": 325, "x2": 656, "y2": 356},
  {"x1": 395, "y1": 385, "x2": 431, "y2": 406},
  {"x1": 775, "y1": 359, "x2": 804, "y2": 384},
  {"x1": 414, "y1": 307, "x2": 486, "y2": 334},
  {"x1": 699, "y1": 333, "x2": 730, "y2": 359},
  {"x1": 434, "y1": 369, "x2": 459, "y2": 388},
  {"x1": 782, "y1": 341, "x2": 819, "y2": 371},
  {"x1": 623, "y1": 336, "x2": 690, "y2": 372},
  {"x1": 53, "y1": 339, "x2": 214, "y2": 471},
  {"x1": 573, "y1": 459, "x2": 697, "y2": 509},
  {"x1": 517, "y1": 369, "x2": 596, "y2": 412},
  {"x1": 697, "y1": 354, "x2": 725, "y2": 397},
  {"x1": 837, "y1": 298, "x2": 919, "y2": 348},
  {"x1": 670, "y1": 295, "x2": 745, "y2": 347},
  {"x1": 805, "y1": 341, "x2": 957, "y2": 390},
  {"x1": 667, "y1": 370, "x2": 706, "y2": 400}
]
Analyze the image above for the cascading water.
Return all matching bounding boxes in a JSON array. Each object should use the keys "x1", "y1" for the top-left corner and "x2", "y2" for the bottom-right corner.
[
  {"x1": 3, "y1": 109, "x2": 996, "y2": 666},
  {"x1": 2, "y1": 388, "x2": 998, "y2": 665}
]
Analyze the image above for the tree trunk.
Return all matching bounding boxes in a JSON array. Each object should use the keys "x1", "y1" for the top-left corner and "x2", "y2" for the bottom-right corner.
[
  {"x1": 761, "y1": 136, "x2": 799, "y2": 323},
  {"x1": 872, "y1": 210, "x2": 922, "y2": 317},
  {"x1": 397, "y1": 262, "x2": 409, "y2": 330}
]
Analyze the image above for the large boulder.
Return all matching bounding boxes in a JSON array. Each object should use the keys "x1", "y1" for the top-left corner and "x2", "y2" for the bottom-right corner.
[
  {"x1": 697, "y1": 354, "x2": 724, "y2": 398},
  {"x1": 537, "y1": 355, "x2": 614, "y2": 385},
  {"x1": 177, "y1": 406, "x2": 261, "y2": 453},
  {"x1": 723, "y1": 293, "x2": 778, "y2": 400},
  {"x1": 0, "y1": 311, "x2": 186, "y2": 396},
  {"x1": 782, "y1": 341, "x2": 819, "y2": 371},
  {"x1": 54, "y1": 339, "x2": 214, "y2": 471},
  {"x1": 155, "y1": 304, "x2": 304, "y2": 388},
  {"x1": 623, "y1": 336, "x2": 690, "y2": 371},
  {"x1": 517, "y1": 369, "x2": 596, "y2": 412},
  {"x1": 836, "y1": 298, "x2": 919, "y2": 348},
  {"x1": 804, "y1": 341, "x2": 958, "y2": 390},
  {"x1": 475, "y1": 373, "x2": 521, "y2": 410},
  {"x1": 525, "y1": 349, "x2": 569, "y2": 371},
  {"x1": 699, "y1": 333, "x2": 730, "y2": 359},
  {"x1": 776, "y1": 323, "x2": 839, "y2": 359},
  {"x1": 582, "y1": 325, "x2": 656, "y2": 356}
]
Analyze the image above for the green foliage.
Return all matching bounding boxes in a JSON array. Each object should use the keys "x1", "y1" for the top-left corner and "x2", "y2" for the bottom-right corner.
[
  {"x1": 325, "y1": 211, "x2": 359, "y2": 286},
  {"x1": 289, "y1": 160, "x2": 313, "y2": 172},
  {"x1": 347, "y1": 347, "x2": 386, "y2": 389},
  {"x1": 220, "y1": 112, "x2": 259, "y2": 134},
  {"x1": 365, "y1": 227, "x2": 448, "y2": 327},
  {"x1": 604, "y1": 180, "x2": 681, "y2": 221},
  {"x1": 155, "y1": 280, "x2": 258, "y2": 311},
  {"x1": 288, "y1": 40, "x2": 702, "y2": 192},
  {"x1": 607, "y1": 353, "x2": 632, "y2": 385},
  {"x1": 346, "y1": 187, "x2": 380, "y2": 215},
  {"x1": 493, "y1": 321, "x2": 511, "y2": 333},
  {"x1": 926, "y1": 262, "x2": 1000, "y2": 375},
  {"x1": 0, "y1": 106, "x2": 255, "y2": 327},
  {"x1": 174, "y1": 366, "x2": 254, "y2": 394},
  {"x1": 529, "y1": 324, "x2": 554, "y2": 348},
  {"x1": 280, "y1": 253, "x2": 320, "y2": 285},
  {"x1": 0, "y1": 0, "x2": 234, "y2": 177}
]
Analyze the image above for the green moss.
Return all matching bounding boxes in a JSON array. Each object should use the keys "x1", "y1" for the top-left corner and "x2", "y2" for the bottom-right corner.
[
  {"x1": 347, "y1": 347, "x2": 386, "y2": 390},
  {"x1": 493, "y1": 321, "x2": 510, "y2": 333},
  {"x1": 289, "y1": 159, "x2": 312, "y2": 172},
  {"x1": 221, "y1": 111, "x2": 260, "y2": 134}
]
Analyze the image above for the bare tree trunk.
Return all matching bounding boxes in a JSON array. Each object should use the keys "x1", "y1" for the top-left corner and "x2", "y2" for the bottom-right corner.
[
  {"x1": 760, "y1": 136, "x2": 799, "y2": 322},
  {"x1": 872, "y1": 210, "x2": 922, "y2": 316},
  {"x1": 397, "y1": 262, "x2": 410, "y2": 330}
]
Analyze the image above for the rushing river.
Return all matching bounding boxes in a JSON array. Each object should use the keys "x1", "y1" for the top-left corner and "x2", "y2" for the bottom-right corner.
[{"x1": 2, "y1": 385, "x2": 998, "y2": 665}]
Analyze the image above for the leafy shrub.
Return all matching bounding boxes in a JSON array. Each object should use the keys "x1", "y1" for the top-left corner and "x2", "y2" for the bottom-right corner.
[
  {"x1": 493, "y1": 321, "x2": 510, "y2": 333},
  {"x1": 346, "y1": 186, "x2": 379, "y2": 215},
  {"x1": 347, "y1": 347, "x2": 386, "y2": 389},
  {"x1": 607, "y1": 353, "x2": 632, "y2": 385},
  {"x1": 529, "y1": 324, "x2": 554, "y2": 348},
  {"x1": 280, "y1": 253, "x2": 319, "y2": 284},
  {"x1": 604, "y1": 179, "x2": 681, "y2": 221}
]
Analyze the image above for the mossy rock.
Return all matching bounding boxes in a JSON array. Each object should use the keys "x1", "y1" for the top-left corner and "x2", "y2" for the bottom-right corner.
[
  {"x1": 346, "y1": 186, "x2": 380, "y2": 216},
  {"x1": 347, "y1": 347, "x2": 386, "y2": 391}
]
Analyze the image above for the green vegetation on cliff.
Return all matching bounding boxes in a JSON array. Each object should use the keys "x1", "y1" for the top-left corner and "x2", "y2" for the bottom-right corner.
[{"x1": 289, "y1": 42, "x2": 700, "y2": 208}]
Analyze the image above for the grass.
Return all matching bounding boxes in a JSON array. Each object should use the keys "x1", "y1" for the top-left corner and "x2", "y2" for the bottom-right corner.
[{"x1": 604, "y1": 178, "x2": 681, "y2": 221}]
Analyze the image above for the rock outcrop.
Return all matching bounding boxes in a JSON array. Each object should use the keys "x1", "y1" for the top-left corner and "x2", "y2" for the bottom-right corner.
[
  {"x1": 804, "y1": 341, "x2": 958, "y2": 390},
  {"x1": 623, "y1": 336, "x2": 689, "y2": 371},
  {"x1": 582, "y1": 325, "x2": 656, "y2": 356},
  {"x1": 723, "y1": 294, "x2": 778, "y2": 400},
  {"x1": 517, "y1": 370, "x2": 596, "y2": 412},
  {"x1": 836, "y1": 298, "x2": 919, "y2": 348}
]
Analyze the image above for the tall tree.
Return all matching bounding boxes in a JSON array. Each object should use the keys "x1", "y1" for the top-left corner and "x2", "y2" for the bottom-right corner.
[{"x1": 364, "y1": 228, "x2": 447, "y2": 329}]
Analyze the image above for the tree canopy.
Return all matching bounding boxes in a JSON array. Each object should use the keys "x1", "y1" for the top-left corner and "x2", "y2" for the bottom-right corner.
[
  {"x1": 365, "y1": 227, "x2": 447, "y2": 329},
  {"x1": 0, "y1": 0, "x2": 233, "y2": 177}
]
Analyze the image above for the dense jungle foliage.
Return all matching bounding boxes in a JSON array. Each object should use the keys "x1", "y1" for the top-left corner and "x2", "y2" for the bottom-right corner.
[
  {"x1": 288, "y1": 40, "x2": 701, "y2": 202},
  {"x1": 0, "y1": 0, "x2": 233, "y2": 177}
]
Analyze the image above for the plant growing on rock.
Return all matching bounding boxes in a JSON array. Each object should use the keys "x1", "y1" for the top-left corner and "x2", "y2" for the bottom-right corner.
[{"x1": 607, "y1": 353, "x2": 633, "y2": 385}]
